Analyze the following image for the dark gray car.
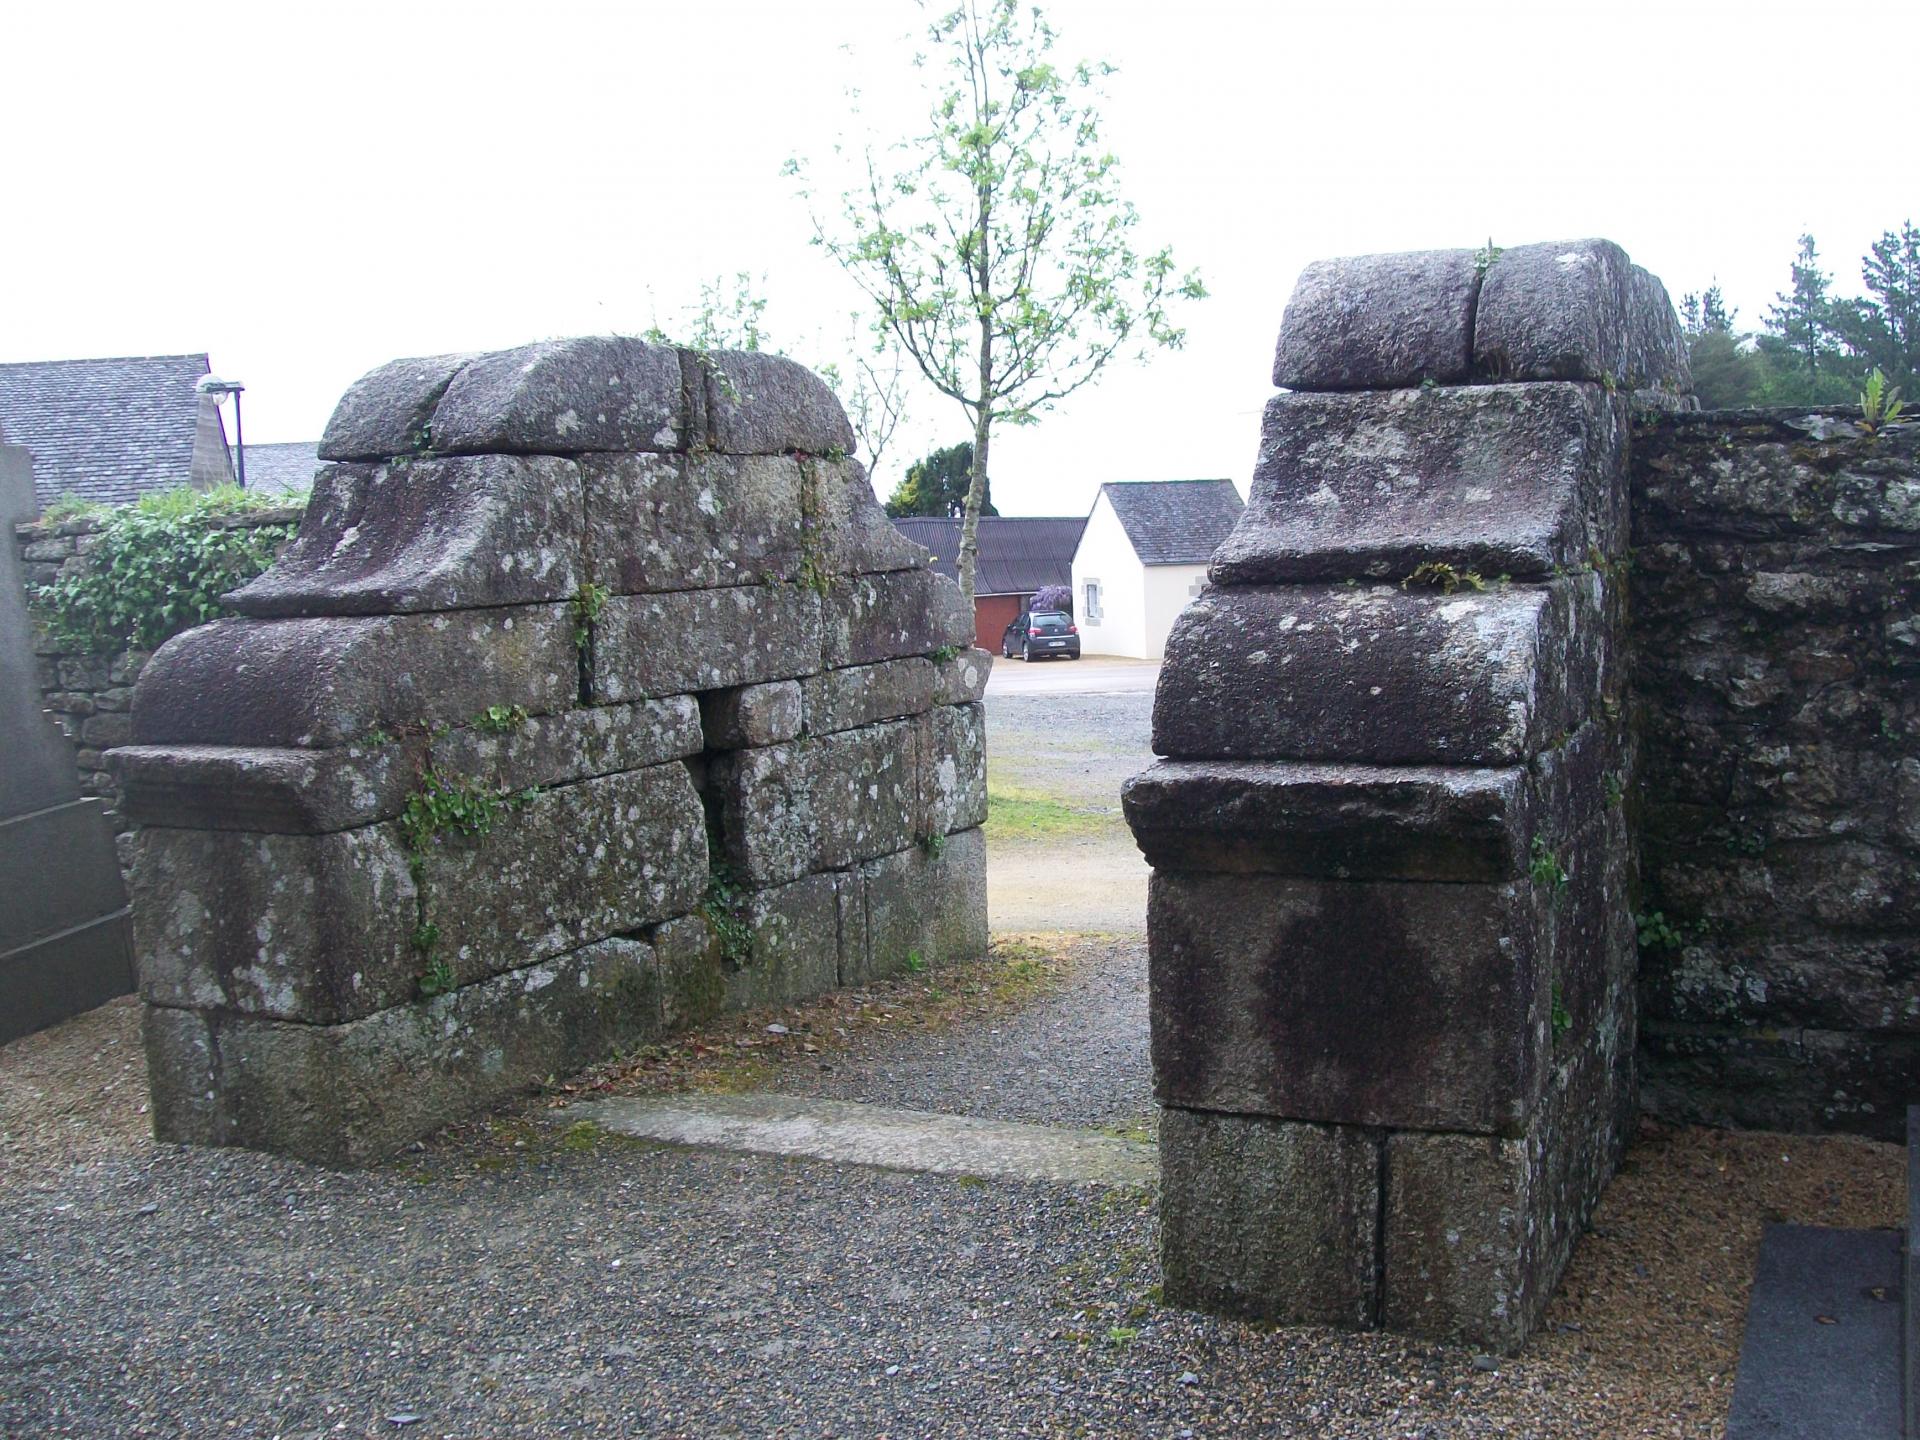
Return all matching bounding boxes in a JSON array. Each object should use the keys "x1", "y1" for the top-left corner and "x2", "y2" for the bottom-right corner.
[{"x1": 1002, "y1": 610, "x2": 1081, "y2": 661}]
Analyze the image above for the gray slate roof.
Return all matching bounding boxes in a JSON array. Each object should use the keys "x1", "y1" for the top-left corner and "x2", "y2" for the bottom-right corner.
[
  {"x1": 892, "y1": 516, "x2": 1085, "y2": 597},
  {"x1": 0, "y1": 354, "x2": 223, "y2": 507},
  {"x1": 1101, "y1": 480, "x2": 1244, "y2": 565},
  {"x1": 237, "y1": 441, "x2": 320, "y2": 498}
]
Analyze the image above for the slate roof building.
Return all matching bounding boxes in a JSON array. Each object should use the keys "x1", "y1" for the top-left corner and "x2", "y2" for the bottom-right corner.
[
  {"x1": 0, "y1": 354, "x2": 236, "y2": 509},
  {"x1": 236, "y1": 441, "x2": 320, "y2": 498},
  {"x1": 1071, "y1": 479, "x2": 1244, "y2": 658},
  {"x1": 892, "y1": 514, "x2": 1086, "y2": 651}
]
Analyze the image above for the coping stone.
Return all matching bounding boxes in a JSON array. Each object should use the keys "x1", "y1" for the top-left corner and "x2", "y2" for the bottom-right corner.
[
  {"x1": 1272, "y1": 247, "x2": 1481, "y2": 391},
  {"x1": 430, "y1": 336, "x2": 686, "y2": 456},
  {"x1": 317, "y1": 353, "x2": 475, "y2": 462}
]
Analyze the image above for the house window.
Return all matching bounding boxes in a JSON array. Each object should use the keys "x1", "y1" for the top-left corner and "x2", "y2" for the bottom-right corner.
[{"x1": 1083, "y1": 579, "x2": 1103, "y2": 623}]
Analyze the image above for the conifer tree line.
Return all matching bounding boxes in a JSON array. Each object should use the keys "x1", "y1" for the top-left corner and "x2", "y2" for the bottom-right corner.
[{"x1": 1682, "y1": 222, "x2": 1918, "y2": 409}]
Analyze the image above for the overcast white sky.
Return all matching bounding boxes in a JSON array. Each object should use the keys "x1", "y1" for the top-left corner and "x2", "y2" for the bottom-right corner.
[{"x1": 3, "y1": 0, "x2": 1911, "y2": 517}]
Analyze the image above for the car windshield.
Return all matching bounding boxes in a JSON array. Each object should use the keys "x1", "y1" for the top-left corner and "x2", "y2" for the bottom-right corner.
[{"x1": 1029, "y1": 612, "x2": 1070, "y2": 634}]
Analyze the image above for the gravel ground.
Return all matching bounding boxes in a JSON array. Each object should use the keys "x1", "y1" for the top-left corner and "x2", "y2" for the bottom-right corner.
[
  {"x1": 983, "y1": 688, "x2": 1154, "y2": 936},
  {"x1": 3, "y1": 683, "x2": 1905, "y2": 1437},
  {"x1": 2, "y1": 966, "x2": 1904, "y2": 1439}
]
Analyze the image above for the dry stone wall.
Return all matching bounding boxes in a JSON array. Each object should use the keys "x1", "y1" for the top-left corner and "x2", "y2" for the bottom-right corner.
[
  {"x1": 114, "y1": 338, "x2": 990, "y2": 1165},
  {"x1": 1126, "y1": 240, "x2": 1686, "y2": 1351},
  {"x1": 1631, "y1": 409, "x2": 1920, "y2": 1140}
]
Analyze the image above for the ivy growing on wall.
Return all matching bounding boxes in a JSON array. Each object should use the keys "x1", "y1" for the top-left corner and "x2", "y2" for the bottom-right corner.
[{"x1": 30, "y1": 485, "x2": 300, "y2": 653}]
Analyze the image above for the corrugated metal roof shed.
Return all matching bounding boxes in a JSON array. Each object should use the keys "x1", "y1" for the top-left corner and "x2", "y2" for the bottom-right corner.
[{"x1": 892, "y1": 515, "x2": 1085, "y2": 597}]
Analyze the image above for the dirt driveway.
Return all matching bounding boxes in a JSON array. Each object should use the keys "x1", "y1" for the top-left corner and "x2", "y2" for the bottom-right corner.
[{"x1": 982, "y1": 656, "x2": 1157, "y2": 934}]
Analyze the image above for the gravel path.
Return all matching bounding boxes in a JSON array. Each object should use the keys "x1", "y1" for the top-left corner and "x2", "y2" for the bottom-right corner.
[
  {"x1": 3, "y1": 684, "x2": 1908, "y2": 1437},
  {"x1": 766, "y1": 937, "x2": 1151, "y2": 1133},
  {"x1": 983, "y1": 687, "x2": 1155, "y2": 936}
]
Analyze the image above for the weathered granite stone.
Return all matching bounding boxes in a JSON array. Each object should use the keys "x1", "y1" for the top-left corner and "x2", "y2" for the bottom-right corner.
[
  {"x1": 1625, "y1": 265, "x2": 1692, "y2": 403},
  {"x1": 1474, "y1": 240, "x2": 1688, "y2": 391},
  {"x1": 592, "y1": 586, "x2": 821, "y2": 702},
  {"x1": 921, "y1": 702, "x2": 988, "y2": 837},
  {"x1": 803, "y1": 457, "x2": 932, "y2": 576},
  {"x1": 131, "y1": 822, "x2": 417, "y2": 1024},
  {"x1": 653, "y1": 913, "x2": 726, "y2": 1033},
  {"x1": 431, "y1": 337, "x2": 686, "y2": 456},
  {"x1": 1383, "y1": 1021, "x2": 1630, "y2": 1353},
  {"x1": 1271, "y1": 248, "x2": 1480, "y2": 391},
  {"x1": 1211, "y1": 384, "x2": 1628, "y2": 584},
  {"x1": 719, "y1": 872, "x2": 845, "y2": 1011},
  {"x1": 317, "y1": 352, "x2": 474, "y2": 462},
  {"x1": 803, "y1": 658, "x2": 937, "y2": 735},
  {"x1": 700, "y1": 680, "x2": 804, "y2": 749},
  {"x1": 1149, "y1": 870, "x2": 1545, "y2": 1134},
  {"x1": 582, "y1": 453, "x2": 803, "y2": 593},
  {"x1": 144, "y1": 936, "x2": 664, "y2": 1166},
  {"x1": 857, "y1": 828, "x2": 989, "y2": 983},
  {"x1": 1152, "y1": 576, "x2": 1615, "y2": 766},
  {"x1": 823, "y1": 570, "x2": 973, "y2": 668},
  {"x1": 132, "y1": 607, "x2": 578, "y2": 748},
  {"x1": 700, "y1": 349, "x2": 855, "y2": 457},
  {"x1": 430, "y1": 696, "x2": 702, "y2": 794},
  {"x1": 711, "y1": 720, "x2": 920, "y2": 886},
  {"x1": 1159, "y1": 1108, "x2": 1379, "y2": 1326},
  {"x1": 1123, "y1": 760, "x2": 1528, "y2": 882},
  {"x1": 932, "y1": 647, "x2": 994, "y2": 706},
  {"x1": 419, "y1": 764, "x2": 707, "y2": 989},
  {"x1": 227, "y1": 455, "x2": 584, "y2": 616},
  {"x1": 111, "y1": 739, "x2": 423, "y2": 833}
]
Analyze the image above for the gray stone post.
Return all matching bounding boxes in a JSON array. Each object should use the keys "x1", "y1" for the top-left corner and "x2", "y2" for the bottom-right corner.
[{"x1": 1125, "y1": 240, "x2": 1689, "y2": 1350}]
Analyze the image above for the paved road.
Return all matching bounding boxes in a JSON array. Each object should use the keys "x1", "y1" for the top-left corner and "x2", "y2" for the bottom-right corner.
[{"x1": 984, "y1": 653, "x2": 1160, "y2": 697}]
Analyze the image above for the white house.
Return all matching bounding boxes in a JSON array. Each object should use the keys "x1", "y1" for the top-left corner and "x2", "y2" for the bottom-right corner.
[{"x1": 1071, "y1": 479, "x2": 1245, "y2": 659}]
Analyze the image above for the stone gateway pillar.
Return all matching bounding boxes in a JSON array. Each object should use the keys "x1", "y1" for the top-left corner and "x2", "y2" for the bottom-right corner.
[
  {"x1": 114, "y1": 338, "x2": 989, "y2": 1166},
  {"x1": 1125, "y1": 241, "x2": 1690, "y2": 1350}
]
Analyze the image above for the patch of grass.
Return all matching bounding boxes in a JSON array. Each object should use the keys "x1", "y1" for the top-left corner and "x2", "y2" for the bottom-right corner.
[{"x1": 984, "y1": 781, "x2": 1112, "y2": 844}]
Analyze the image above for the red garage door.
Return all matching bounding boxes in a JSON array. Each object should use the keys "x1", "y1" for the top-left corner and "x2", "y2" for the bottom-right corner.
[{"x1": 974, "y1": 593, "x2": 1024, "y2": 652}]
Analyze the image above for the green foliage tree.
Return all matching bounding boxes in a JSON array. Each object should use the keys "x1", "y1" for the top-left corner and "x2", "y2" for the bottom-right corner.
[
  {"x1": 1758, "y1": 233, "x2": 1853, "y2": 402},
  {"x1": 792, "y1": 0, "x2": 1205, "y2": 607},
  {"x1": 884, "y1": 441, "x2": 995, "y2": 517},
  {"x1": 1852, "y1": 221, "x2": 1920, "y2": 395}
]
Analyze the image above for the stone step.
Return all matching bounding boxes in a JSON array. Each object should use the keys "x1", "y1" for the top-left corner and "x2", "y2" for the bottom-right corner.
[
  {"x1": 566, "y1": 1093, "x2": 1155, "y2": 1189},
  {"x1": 1725, "y1": 1224, "x2": 1903, "y2": 1439}
]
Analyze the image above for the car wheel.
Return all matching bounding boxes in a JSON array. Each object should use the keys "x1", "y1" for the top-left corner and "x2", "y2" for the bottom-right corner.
[{"x1": 1021, "y1": 641, "x2": 1032, "y2": 662}]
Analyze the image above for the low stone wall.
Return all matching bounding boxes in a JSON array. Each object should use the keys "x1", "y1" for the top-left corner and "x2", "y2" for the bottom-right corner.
[
  {"x1": 1632, "y1": 409, "x2": 1920, "y2": 1139},
  {"x1": 115, "y1": 339, "x2": 991, "y2": 1165},
  {"x1": 1125, "y1": 239, "x2": 1684, "y2": 1351},
  {"x1": 13, "y1": 506, "x2": 300, "y2": 836}
]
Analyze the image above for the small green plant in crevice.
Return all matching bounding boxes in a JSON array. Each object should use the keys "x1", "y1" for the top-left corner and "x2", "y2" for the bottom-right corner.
[
  {"x1": 399, "y1": 771, "x2": 504, "y2": 856},
  {"x1": 1859, "y1": 368, "x2": 1907, "y2": 434},
  {"x1": 919, "y1": 830, "x2": 947, "y2": 859},
  {"x1": 793, "y1": 464, "x2": 833, "y2": 598},
  {"x1": 417, "y1": 954, "x2": 456, "y2": 999},
  {"x1": 928, "y1": 644, "x2": 960, "y2": 665},
  {"x1": 1474, "y1": 237, "x2": 1503, "y2": 276},
  {"x1": 1528, "y1": 837, "x2": 1568, "y2": 892},
  {"x1": 701, "y1": 864, "x2": 753, "y2": 967},
  {"x1": 1550, "y1": 984, "x2": 1572, "y2": 1040},
  {"x1": 1635, "y1": 909, "x2": 1701, "y2": 953},
  {"x1": 474, "y1": 703, "x2": 528, "y2": 735},
  {"x1": 570, "y1": 581, "x2": 611, "y2": 648},
  {"x1": 1402, "y1": 561, "x2": 1485, "y2": 595}
]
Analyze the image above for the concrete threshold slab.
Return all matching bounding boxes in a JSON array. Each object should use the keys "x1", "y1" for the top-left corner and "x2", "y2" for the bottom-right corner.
[
  {"x1": 1725, "y1": 1223, "x2": 1902, "y2": 1440},
  {"x1": 568, "y1": 1093, "x2": 1156, "y2": 1189}
]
